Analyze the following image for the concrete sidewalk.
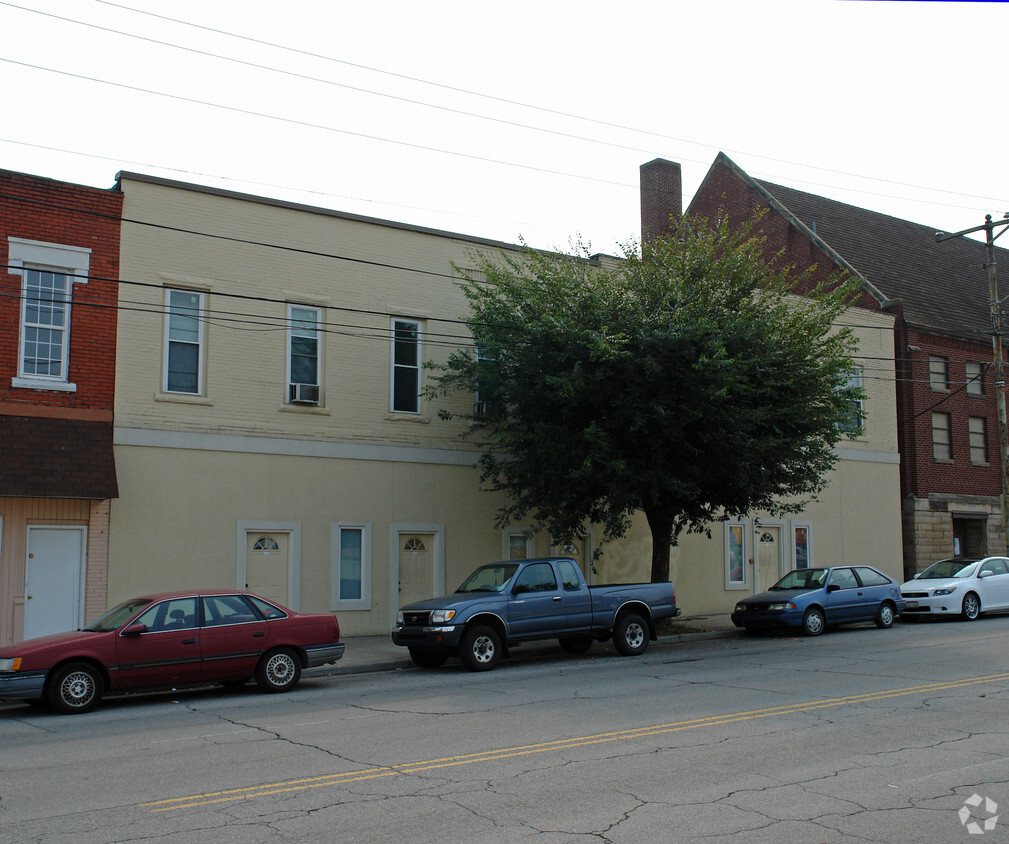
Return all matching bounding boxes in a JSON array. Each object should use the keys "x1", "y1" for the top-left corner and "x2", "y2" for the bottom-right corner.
[{"x1": 310, "y1": 613, "x2": 739, "y2": 677}]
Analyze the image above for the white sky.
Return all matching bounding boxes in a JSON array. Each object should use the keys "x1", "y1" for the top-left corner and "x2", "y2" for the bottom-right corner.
[{"x1": 3, "y1": 0, "x2": 1007, "y2": 254}]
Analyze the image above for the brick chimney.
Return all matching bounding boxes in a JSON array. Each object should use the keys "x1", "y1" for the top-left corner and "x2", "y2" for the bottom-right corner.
[{"x1": 640, "y1": 158, "x2": 682, "y2": 241}]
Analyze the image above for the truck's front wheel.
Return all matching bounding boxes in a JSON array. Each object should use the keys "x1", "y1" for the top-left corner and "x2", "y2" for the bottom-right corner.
[
  {"x1": 459, "y1": 625, "x2": 501, "y2": 671},
  {"x1": 613, "y1": 612, "x2": 649, "y2": 656}
]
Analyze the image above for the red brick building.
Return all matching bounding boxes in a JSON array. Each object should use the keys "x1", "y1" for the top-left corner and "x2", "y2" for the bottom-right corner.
[
  {"x1": 0, "y1": 169, "x2": 122, "y2": 644},
  {"x1": 642, "y1": 153, "x2": 1007, "y2": 576}
]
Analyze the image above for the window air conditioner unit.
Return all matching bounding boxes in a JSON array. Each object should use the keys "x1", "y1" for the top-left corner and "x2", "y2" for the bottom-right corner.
[{"x1": 289, "y1": 383, "x2": 320, "y2": 405}]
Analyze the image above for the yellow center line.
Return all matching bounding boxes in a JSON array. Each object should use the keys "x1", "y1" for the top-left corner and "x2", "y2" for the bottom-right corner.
[{"x1": 142, "y1": 671, "x2": 1009, "y2": 812}]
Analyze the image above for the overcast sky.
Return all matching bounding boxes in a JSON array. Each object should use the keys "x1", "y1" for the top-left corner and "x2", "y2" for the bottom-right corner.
[{"x1": 3, "y1": 0, "x2": 1007, "y2": 254}]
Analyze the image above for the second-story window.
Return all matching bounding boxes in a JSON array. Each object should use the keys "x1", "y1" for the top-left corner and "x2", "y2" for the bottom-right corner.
[
  {"x1": 929, "y1": 356, "x2": 949, "y2": 391},
  {"x1": 839, "y1": 367, "x2": 864, "y2": 435},
  {"x1": 9, "y1": 237, "x2": 90, "y2": 392},
  {"x1": 932, "y1": 412, "x2": 952, "y2": 461},
  {"x1": 969, "y1": 417, "x2": 989, "y2": 465},
  {"x1": 391, "y1": 318, "x2": 421, "y2": 413},
  {"x1": 164, "y1": 288, "x2": 204, "y2": 394},
  {"x1": 287, "y1": 305, "x2": 321, "y2": 404},
  {"x1": 20, "y1": 268, "x2": 70, "y2": 381}
]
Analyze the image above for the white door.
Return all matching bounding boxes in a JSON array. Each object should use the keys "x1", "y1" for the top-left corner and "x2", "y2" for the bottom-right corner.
[
  {"x1": 757, "y1": 527, "x2": 782, "y2": 593},
  {"x1": 245, "y1": 533, "x2": 290, "y2": 606},
  {"x1": 24, "y1": 527, "x2": 85, "y2": 639},
  {"x1": 399, "y1": 534, "x2": 434, "y2": 607}
]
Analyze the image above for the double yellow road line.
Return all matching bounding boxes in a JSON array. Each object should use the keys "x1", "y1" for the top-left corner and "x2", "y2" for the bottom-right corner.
[{"x1": 144, "y1": 670, "x2": 1009, "y2": 812}]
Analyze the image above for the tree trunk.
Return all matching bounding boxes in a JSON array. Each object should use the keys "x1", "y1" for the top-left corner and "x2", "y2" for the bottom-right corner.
[{"x1": 645, "y1": 507, "x2": 675, "y2": 583}]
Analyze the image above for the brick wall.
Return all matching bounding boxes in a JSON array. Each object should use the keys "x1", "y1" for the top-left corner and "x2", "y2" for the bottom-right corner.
[{"x1": 0, "y1": 169, "x2": 122, "y2": 411}]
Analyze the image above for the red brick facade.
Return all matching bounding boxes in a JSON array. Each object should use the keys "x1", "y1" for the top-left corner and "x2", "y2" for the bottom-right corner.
[
  {"x1": 0, "y1": 169, "x2": 122, "y2": 413},
  {"x1": 0, "y1": 169, "x2": 122, "y2": 643}
]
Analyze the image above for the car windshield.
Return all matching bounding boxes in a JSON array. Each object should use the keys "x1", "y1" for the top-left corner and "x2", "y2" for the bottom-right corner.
[
  {"x1": 456, "y1": 563, "x2": 520, "y2": 593},
  {"x1": 84, "y1": 598, "x2": 152, "y2": 632},
  {"x1": 917, "y1": 559, "x2": 979, "y2": 579},
  {"x1": 770, "y1": 569, "x2": 828, "y2": 590}
]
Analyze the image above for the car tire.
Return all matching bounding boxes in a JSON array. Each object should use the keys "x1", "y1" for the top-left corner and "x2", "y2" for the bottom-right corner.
[
  {"x1": 613, "y1": 612, "x2": 649, "y2": 656},
  {"x1": 255, "y1": 647, "x2": 302, "y2": 693},
  {"x1": 47, "y1": 662, "x2": 103, "y2": 715},
  {"x1": 874, "y1": 602, "x2": 895, "y2": 629},
  {"x1": 801, "y1": 607, "x2": 826, "y2": 636},
  {"x1": 459, "y1": 625, "x2": 501, "y2": 671},
  {"x1": 559, "y1": 636, "x2": 593, "y2": 655},
  {"x1": 962, "y1": 592, "x2": 981, "y2": 621},
  {"x1": 409, "y1": 648, "x2": 449, "y2": 668}
]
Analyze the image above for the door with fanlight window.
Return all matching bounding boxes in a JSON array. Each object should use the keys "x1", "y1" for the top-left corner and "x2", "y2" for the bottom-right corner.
[
  {"x1": 245, "y1": 533, "x2": 290, "y2": 606},
  {"x1": 757, "y1": 527, "x2": 782, "y2": 593},
  {"x1": 399, "y1": 534, "x2": 435, "y2": 607}
]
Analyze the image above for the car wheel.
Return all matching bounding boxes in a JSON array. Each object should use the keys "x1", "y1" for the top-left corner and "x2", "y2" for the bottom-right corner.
[
  {"x1": 255, "y1": 648, "x2": 302, "y2": 693},
  {"x1": 962, "y1": 592, "x2": 981, "y2": 621},
  {"x1": 875, "y1": 602, "x2": 895, "y2": 629},
  {"x1": 459, "y1": 625, "x2": 501, "y2": 671},
  {"x1": 613, "y1": 612, "x2": 649, "y2": 656},
  {"x1": 801, "y1": 607, "x2": 826, "y2": 636},
  {"x1": 559, "y1": 636, "x2": 594, "y2": 655},
  {"x1": 409, "y1": 648, "x2": 449, "y2": 668},
  {"x1": 47, "y1": 662, "x2": 103, "y2": 715}
]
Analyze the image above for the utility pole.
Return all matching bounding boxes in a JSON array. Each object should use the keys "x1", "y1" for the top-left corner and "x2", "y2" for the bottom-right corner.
[{"x1": 937, "y1": 214, "x2": 1009, "y2": 545}]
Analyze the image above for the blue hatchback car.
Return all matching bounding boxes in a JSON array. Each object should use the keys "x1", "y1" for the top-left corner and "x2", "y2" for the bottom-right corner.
[{"x1": 731, "y1": 566, "x2": 905, "y2": 636}]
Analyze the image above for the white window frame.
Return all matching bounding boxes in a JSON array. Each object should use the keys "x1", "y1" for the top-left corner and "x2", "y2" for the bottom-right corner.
[
  {"x1": 724, "y1": 521, "x2": 749, "y2": 590},
  {"x1": 502, "y1": 527, "x2": 536, "y2": 560},
  {"x1": 287, "y1": 304, "x2": 322, "y2": 403},
  {"x1": 8, "y1": 237, "x2": 90, "y2": 392},
  {"x1": 791, "y1": 521, "x2": 813, "y2": 570},
  {"x1": 842, "y1": 367, "x2": 864, "y2": 436},
  {"x1": 390, "y1": 318, "x2": 422, "y2": 413},
  {"x1": 331, "y1": 522, "x2": 371, "y2": 610},
  {"x1": 163, "y1": 288, "x2": 205, "y2": 395}
]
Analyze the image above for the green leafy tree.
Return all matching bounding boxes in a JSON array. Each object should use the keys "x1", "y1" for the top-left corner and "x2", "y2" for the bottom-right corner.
[{"x1": 427, "y1": 213, "x2": 863, "y2": 583}]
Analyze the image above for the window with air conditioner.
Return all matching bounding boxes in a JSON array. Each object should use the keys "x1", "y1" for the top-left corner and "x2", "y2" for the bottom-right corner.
[{"x1": 287, "y1": 304, "x2": 321, "y2": 405}]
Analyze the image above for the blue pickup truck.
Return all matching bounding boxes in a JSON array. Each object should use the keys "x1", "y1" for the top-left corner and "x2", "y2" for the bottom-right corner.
[{"x1": 391, "y1": 557, "x2": 680, "y2": 671}]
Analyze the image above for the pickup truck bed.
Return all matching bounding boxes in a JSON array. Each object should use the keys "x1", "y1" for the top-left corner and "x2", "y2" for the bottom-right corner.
[{"x1": 392, "y1": 557, "x2": 680, "y2": 671}]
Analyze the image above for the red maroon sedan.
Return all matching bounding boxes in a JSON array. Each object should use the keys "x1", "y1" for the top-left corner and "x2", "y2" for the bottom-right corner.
[{"x1": 0, "y1": 591, "x2": 344, "y2": 714}]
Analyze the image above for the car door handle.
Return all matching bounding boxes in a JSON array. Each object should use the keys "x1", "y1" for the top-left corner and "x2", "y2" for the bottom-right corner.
[
  {"x1": 182, "y1": 638, "x2": 198, "y2": 645},
  {"x1": 252, "y1": 631, "x2": 266, "y2": 637},
  {"x1": 552, "y1": 596, "x2": 562, "y2": 602}
]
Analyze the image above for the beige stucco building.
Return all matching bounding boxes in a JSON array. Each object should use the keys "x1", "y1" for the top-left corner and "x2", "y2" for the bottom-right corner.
[{"x1": 109, "y1": 173, "x2": 902, "y2": 636}]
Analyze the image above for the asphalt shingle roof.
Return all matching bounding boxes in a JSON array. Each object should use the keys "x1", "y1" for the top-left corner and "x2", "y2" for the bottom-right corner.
[
  {"x1": 753, "y1": 175, "x2": 1008, "y2": 342},
  {"x1": 0, "y1": 415, "x2": 118, "y2": 499}
]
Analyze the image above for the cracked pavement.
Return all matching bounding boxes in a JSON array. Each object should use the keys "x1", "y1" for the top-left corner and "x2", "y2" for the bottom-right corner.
[{"x1": 2, "y1": 617, "x2": 1009, "y2": 842}]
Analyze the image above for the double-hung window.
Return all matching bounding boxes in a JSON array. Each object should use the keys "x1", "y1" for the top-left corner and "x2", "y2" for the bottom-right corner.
[
  {"x1": 21, "y1": 268, "x2": 70, "y2": 381},
  {"x1": 164, "y1": 288, "x2": 204, "y2": 394},
  {"x1": 969, "y1": 417, "x2": 988, "y2": 465},
  {"x1": 966, "y1": 362, "x2": 985, "y2": 397},
  {"x1": 9, "y1": 237, "x2": 90, "y2": 391},
  {"x1": 391, "y1": 318, "x2": 421, "y2": 413},
  {"x1": 932, "y1": 412, "x2": 952, "y2": 461},
  {"x1": 287, "y1": 305, "x2": 321, "y2": 404},
  {"x1": 929, "y1": 356, "x2": 949, "y2": 391},
  {"x1": 840, "y1": 367, "x2": 864, "y2": 435}
]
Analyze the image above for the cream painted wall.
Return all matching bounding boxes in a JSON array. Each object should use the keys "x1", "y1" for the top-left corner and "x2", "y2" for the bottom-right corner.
[{"x1": 110, "y1": 174, "x2": 902, "y2": 634}]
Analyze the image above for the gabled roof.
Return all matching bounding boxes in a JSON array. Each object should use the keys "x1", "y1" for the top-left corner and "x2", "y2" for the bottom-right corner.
[{"x1": 715, "y1": 154, "x2": 1007, "y2": 343}]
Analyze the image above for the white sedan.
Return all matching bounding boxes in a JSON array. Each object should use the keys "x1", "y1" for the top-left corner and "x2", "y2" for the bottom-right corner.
[{"x1": 901, "y1": 557, "x2": 1009, "y2": 620}]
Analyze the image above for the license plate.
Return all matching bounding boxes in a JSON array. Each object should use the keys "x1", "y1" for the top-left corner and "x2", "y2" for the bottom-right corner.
[{"x1": 906, "y1": 600, "x2": 918, "y2": 609}]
